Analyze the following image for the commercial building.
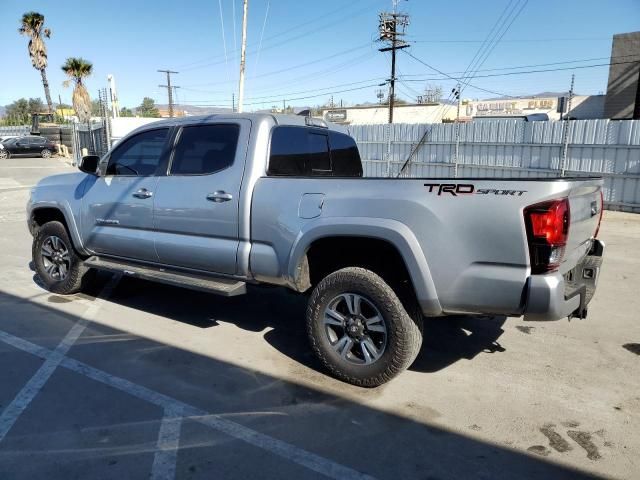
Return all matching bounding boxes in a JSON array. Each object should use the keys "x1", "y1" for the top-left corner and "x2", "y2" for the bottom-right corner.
[
  {"x1": 322, "y1": 95, "x2": 605, "y2": 125},
  {"x1": 604, "y1": 31, "x2": 640, "y2": 119}
]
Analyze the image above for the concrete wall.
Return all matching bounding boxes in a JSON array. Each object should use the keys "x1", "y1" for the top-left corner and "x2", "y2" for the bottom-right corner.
[
  {"x1": 110, "y1": 117, "x2": 163, "y2": 142},
  {"x1": 323, "y1": 103, "x2": 448, "y2": 125},
  {"x1": 604, "y1": 31, "x2": 640, "y2": 119}
]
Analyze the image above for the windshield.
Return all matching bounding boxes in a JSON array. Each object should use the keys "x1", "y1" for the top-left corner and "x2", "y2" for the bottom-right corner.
[{"x1": 2, "y1": 138, "x2": 17, "y2": 145}]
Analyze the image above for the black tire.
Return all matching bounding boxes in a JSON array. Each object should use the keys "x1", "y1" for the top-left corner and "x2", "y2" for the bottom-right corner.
[
  {"x1": 41, "y1": 148, "x2": 52, "y2": 159},
  {"x1": 32, "y1": 221, "x2": 90, "y2": 294},
  {"x1": 306, "y1": 267, "x2": 423, "y2": 387}
]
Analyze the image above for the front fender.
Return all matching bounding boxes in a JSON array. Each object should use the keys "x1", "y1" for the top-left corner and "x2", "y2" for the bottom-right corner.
[
  {"x1": 287, "y1": 217, "x2": 442, "y2": 316},
  {"x1": 28, "y1": 200, "x2": 88, "y2": 256}
]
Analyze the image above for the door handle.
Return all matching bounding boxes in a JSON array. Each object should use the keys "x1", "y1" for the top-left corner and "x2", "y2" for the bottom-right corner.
[
  {"x1": 133, "y1": 188, "x2": 153, "y2": 199},
  {"x1": 207, "y1": 191, "x2": 233, "y2": 203}
]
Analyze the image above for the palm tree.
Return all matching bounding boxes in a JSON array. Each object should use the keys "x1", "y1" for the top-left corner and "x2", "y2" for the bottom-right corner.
[
  {"x1": 61, "y1": 57, "x2": 93, "y2": 124},
  {"x1": 19, "y1": 12, "x2": 53, "y2": 113}
]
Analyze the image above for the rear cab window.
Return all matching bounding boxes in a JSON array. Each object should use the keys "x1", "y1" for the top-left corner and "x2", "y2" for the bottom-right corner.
[{"x1": 268, "y1": 126, "x2": 362, "y2": 177}]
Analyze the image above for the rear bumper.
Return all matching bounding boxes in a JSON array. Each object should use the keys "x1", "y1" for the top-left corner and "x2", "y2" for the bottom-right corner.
[{"x1": 523, "y1": 240, "x2": 605, "y2": 321}]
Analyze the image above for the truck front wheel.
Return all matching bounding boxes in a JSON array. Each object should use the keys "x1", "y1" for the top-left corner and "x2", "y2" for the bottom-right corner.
[
  {"x1": 306, "y1": 267, "x2": 423, "y2": 387},
  {"x1": 32, "y1": 221, "x2": 90, "y2": 295}
]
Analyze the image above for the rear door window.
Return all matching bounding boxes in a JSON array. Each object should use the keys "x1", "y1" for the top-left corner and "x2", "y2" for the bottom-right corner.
[
  {"x1": 268, "y1": 126, "x2": 362, "y2": 177},
  {"x1": 268, "y1": 126, "x2": 330, "y2": 176},
  {"x1": 170, "y1": 124, "x2": 239, "y2": 175}
]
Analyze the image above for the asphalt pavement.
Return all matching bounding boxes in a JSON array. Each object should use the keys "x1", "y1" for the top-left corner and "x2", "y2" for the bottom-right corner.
[{"x1": 0, "y1": 156, "x2": 638, "y2": 479}]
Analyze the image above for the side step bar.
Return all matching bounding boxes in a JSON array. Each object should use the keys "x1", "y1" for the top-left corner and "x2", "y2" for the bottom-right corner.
[{"x1": 84, "y1": 256, "x2": 247, "y2": 297}]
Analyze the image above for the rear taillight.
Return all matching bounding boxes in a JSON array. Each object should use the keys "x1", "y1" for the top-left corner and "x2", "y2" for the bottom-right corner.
[
  {"x1": 594, "y1": 190, "x2": 604, "y2": 238},
  {"x1": 524, "y1": 198, "x2": 570, "y2": 274}
]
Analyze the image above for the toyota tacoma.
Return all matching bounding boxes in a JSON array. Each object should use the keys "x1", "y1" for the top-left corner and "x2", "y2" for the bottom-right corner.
[{"x1": 27, "y1": 114, "x2": 605, "y2": 386}]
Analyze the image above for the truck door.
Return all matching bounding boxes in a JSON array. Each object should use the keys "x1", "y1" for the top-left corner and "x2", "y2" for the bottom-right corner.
[
  {"x1": 80, "y1": 127, "x2": 171, "y2": 262},
  {"x1": 153, "y1": 120, "x2": 250, "y2": 274}
]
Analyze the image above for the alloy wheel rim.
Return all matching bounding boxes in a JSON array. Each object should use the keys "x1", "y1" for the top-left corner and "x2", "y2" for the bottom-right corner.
[
  {"x1": 323, "y1": 293, "x2": 387, "y2": 365},
  {"x1": 41, "y1": 235, "x2": 70, "y2": 281},
  {"x1": 42, "y1": 149, "x2": 51, "y2": 158}
]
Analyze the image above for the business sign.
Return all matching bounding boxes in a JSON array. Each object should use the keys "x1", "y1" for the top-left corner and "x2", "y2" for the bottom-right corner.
[{"x1": 325, "y1": 109, "x2": 347, "y2": 123}]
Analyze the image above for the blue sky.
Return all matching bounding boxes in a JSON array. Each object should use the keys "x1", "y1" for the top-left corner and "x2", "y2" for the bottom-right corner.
[{"x1": 1, "y1": 0, "x2": 639, "y2": 110}]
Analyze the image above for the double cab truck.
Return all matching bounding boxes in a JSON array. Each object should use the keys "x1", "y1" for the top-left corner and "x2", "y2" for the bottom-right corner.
[{"x1": 27, "y1": 114, "x2": 605, "y2": 386}]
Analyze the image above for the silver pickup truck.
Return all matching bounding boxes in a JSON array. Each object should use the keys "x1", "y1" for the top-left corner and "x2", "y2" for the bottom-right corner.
[{"x1": 27, "y1": 113, "x2": 605, "y2": 386}]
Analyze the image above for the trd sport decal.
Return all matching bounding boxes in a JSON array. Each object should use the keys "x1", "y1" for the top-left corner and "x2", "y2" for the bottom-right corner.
[{"x1": 424, "y1": 183, "x2": 527, "y2": 196}]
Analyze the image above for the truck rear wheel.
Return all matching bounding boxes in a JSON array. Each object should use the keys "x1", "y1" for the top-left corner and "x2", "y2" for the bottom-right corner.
[
  {"x1": 32, "y1": 221, "x2": 90, "y2": 295},
  {"x1": 306, "y1": 267, "x2": 423, "y2": 387}
]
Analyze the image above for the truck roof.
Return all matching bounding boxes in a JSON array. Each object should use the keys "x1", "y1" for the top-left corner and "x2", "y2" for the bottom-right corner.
[{"x1": 134, "y1": 113, "x2": 349, "y2": 134}]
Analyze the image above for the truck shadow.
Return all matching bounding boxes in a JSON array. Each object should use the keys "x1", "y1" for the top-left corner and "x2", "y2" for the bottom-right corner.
[
  {"x1": 53, "y1": 273, "x2": 508, "y2": 375},
  {"x1": 0, "y1": 282, "x2": 600, "y2": 480}
]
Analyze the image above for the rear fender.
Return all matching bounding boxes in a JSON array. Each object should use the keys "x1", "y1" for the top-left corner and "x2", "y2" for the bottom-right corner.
[{"x1": 288, "y1": 217, "x2": 442, "y2": 316}]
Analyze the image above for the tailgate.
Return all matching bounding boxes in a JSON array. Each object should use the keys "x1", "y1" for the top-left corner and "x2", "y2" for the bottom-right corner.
[{"x1": 563, "y1": 179, "x2": 603, "y2": 272}]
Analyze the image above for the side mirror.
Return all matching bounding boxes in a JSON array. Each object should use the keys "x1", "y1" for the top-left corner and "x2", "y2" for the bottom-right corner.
[{"x1": 79, "y1": 155, "x2": 100, "y2": 175}]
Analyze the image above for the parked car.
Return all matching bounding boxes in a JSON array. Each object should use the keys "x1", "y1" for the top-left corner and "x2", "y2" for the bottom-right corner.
[
  {"x1": 26, "y1": 113, "x2": 605, "y2": 387},
  {"x1": 0, "y1": 135, "x2": 56, "y2": 159},
  {"x1": 0, "y1": 135, "x2": 19, "y2": 144}
]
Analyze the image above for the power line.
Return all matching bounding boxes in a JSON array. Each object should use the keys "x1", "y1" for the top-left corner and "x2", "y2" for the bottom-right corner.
[
  {"x1": 182, "y1": 82, "x2": 381, "y2": 108},
  {"x1": 217, "y1": 0, "x2": 229, "y2": 79},
  {"x1": 179, "y1": 44, "x2": 373, "y2": 90},
  {"x1": 403, "y1": 50, "x2": 515, "y2": 97},
  {"x1": 407, "y1": 36, "x2": 609, "y2": 43},
  {"x1": 439, "y1": 0, "x2": 527, "y2": 121},
  {"x1": 179, "y1": 0, "x2": 378, "y2": 72},
  {"x1": 178, "y1": 77, "x2": 386, "y2": 103},
  {"x1": 253, "y1": 0, "x2": 270, "y2": 74},
  {"x1": 400, "y1": 59, "x2": 640, "y2": 83},
  {"x1": 397, "y1": 53, "x2": 640, "y2": 78},
  {"x1": 463, "y1": 0, "x2": 528, "y2": 90}
]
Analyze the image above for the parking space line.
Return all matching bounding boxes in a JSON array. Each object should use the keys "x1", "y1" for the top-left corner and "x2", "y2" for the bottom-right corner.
[
  {"x1": 151, "y1": 407, "x2": 184, "y2": 480},
  {"x1": 0, "y1": 329, "x2": 376, "y2": 480},
  {"x1": 0, "y1": 275, "x2": 119, "y2": 442},
  {"x1": 0, "y1": 320, "x2": 86, "y2": 442}
]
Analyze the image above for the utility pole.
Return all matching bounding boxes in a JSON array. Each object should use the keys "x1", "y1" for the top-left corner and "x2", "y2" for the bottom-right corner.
[
  {"x1": 378, "y1": 3, "x2": 409, "y2": 124},
  {"x1": 453, "y1": 83, "x2": 462, "y2": 177},
  {"x1": 158, "y1": 69, "x2": 179, "y2": 117},
  {"x1": 232, "y1": 93, "x2": 235, "y2": 112},
  {"x1": 561, "y1": 74, "x2": 575, "y2": 177},
  {"x1": 238, "y1": 0, "x2": 249, "y2": 113}
]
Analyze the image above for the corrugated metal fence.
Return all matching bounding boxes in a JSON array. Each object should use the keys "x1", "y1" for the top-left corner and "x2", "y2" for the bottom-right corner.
[
  {"x1": 0, "y1": 126, "x2": 30, "y2": 137},
  {"x1": 350, "y1": 119, "x2": 640, "y2": 213}
]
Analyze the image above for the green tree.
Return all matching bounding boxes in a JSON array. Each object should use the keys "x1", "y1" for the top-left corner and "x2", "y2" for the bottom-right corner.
[
  {"x1": 19, "y1": 12, "x2": 54, "y2": 113},
  {"x1": 137, "y1": 97, "x2": 160, "y2": 118},
  {"x1": 119, "y1": 107, "x2": 134, "y2": 117},
  {"x1": 91, "y1": 99, "x2": 102, "y2": 117},
  {"x1": 5, "y1": 97, "x2": 45, "y2": 124},
  {"x1": 61, "y1": 57, "x2": 93, "y2": 124}
]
